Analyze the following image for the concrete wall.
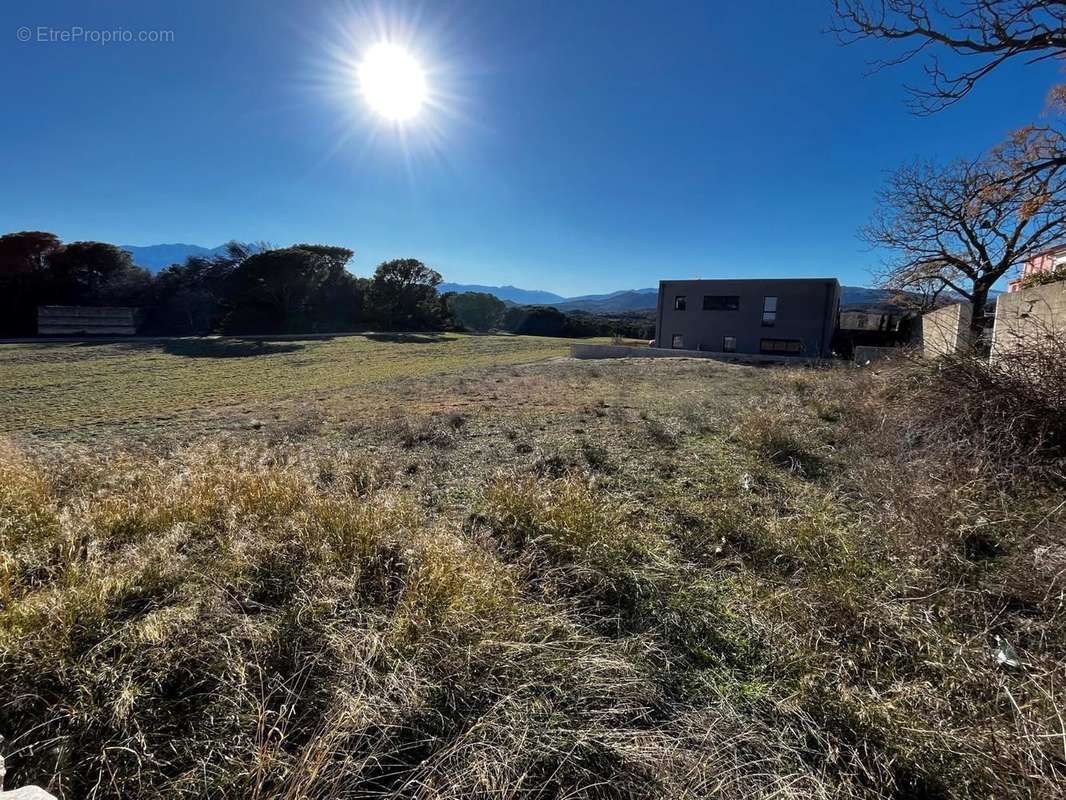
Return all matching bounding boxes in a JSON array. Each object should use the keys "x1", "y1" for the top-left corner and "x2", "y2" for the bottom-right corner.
[
  {"x1": 921, "y1": 302, "x2": 972, "y2": 358},
  {"x1": 838, "y1": 310, "x2": 898, "y2": 332},
  {"x1": 654, "y1": 278, "x2": 839, "y2": 358},
  {"x1": 990, "y1": 280, "x2": 1066, "y2": 359},
  {"x1": 571, "y1": 343, "x2": 829, "y2": 365}
]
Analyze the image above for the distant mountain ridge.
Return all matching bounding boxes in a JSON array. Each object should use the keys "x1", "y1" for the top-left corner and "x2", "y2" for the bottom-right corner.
[
  {"x1": 440, "y1": 283, "x2": 917, "y2": 313},
  {"x1": 437, "y1": 283, "x2": 567, "y2": 305},
  {"x1": 122, "y1": 242, "x2": 262, "y2": 272},
  {"x1": 439, "y1": 283, "x2": 658, "y2": 312},
  {"x1": 553, "y1": 290, "x2": 658, "y2": 313},
  {"x1": 118, "y1": 249, "x2": 959, "y2": 311}
]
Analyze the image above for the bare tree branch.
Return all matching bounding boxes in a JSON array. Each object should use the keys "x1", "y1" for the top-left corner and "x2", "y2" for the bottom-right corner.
[{"x1": 831, "y1": 0, "x2": 1066, "y2": 114}]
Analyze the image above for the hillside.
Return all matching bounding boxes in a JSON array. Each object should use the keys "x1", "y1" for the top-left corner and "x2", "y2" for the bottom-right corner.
[{"x1": 552, "y1": 289, "x2": 658, "y2": 313}]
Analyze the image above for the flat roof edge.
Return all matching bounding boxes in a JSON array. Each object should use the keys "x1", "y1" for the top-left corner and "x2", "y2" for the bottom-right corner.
[{"x1": 657, "y1": 277, "x2": 840, "y2": 284}]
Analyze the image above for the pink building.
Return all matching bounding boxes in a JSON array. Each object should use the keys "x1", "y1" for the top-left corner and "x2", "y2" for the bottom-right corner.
[{"x1": 1008, "y1": 244, "x2": 1066, "y2": 292}]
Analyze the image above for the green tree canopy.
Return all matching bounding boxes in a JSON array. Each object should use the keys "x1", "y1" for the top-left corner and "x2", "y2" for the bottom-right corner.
[
  {"x1": 369, "y1": 258, "x2": 443, "y2": 329},
  {"x1": 46, "y1": 241, "x2": 138, "y2": 302},
  {"x1": 144, "y1": 242, "x2": 256, "y2": 335},
  {"x1": 447, "y1": 291, "x2": 506, "y2": 332},
  {"x1": 0, "y1": 231, "x2": 61, "y2": 276},
  {"x1": 0, "y1": 231, "x2": 63, "y2": 335},
  {"x1": 224, "y1": 245, "x2": 355, "y2": 333},
  {"x1": 503, "y1": 305, "x2": 569, "y2": 337}
]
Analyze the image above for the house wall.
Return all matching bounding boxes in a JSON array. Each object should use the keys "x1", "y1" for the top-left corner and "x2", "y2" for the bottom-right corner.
[
  {"x1": 921, "y1": 302, "x2": 972, "y2": 358},
  {"x1": 990, "y1": 281, "x2": 1066, "y2": 359},
  {"x1": 1008, "y1": 247, "x2": 1066, "y2": 292},
  {"x1": 654, "y1": 278, "x2": 839, "y2": 358}
]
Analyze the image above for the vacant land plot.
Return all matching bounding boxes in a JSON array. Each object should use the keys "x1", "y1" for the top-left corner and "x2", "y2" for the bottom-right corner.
[
  {"x1": 2, "y1": 346, "x2": 1062, "y2": 799},
  {"x1": 0, "y1": 333, "x2": 578, "y2": 436}
]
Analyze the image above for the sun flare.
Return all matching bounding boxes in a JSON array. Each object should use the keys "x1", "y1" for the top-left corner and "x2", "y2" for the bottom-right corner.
[{"x1": 358, "y1": 42, "x2": 427, "y2": 122}]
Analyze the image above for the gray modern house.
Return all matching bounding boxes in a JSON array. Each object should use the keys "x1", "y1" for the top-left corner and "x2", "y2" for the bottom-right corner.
[{"x1": 654, "y1": 278, "x2": 840, "y2": 358}]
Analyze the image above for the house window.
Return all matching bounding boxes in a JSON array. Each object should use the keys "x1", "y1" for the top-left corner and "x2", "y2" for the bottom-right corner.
[
  {"x1": 703, "y1": 295, "x2": 740, "y2": 311},
  {"x1": 674, "y1": 296, "x2": 687, "y2": 311},
  {"x1": 722, "y1": 336, "x2": 736, "y2": 353},
  {"x1": 762, "y1": 296, "x2": 777, "y2": 327},
  {"x1": 671, "y1": 334, "x2": 684, "y2": 349},
  {"x1": 760, "y1": 338, "x2": 802, "y2": 354}
]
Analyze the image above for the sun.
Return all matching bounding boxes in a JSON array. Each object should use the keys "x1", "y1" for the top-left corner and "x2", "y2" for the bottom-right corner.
[{"x1": 358, "y1": 42, "x2": 427, "y2": 122}]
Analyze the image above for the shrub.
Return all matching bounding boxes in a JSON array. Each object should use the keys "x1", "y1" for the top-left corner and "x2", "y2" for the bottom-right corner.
[
  {"x1": 885, "y1": 338, "x2": 1066, "y2": 473},
  {"x1": 1018, "y1": 267, "x2": 1066, "y2": 290}
]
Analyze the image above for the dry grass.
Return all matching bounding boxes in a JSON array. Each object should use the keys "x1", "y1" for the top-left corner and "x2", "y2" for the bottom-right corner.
[{"x1": 1, "y1": 351, "x2": 1063, "y2": 798}]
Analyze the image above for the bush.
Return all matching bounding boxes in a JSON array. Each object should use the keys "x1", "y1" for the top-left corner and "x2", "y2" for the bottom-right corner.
[{"x1": 885, "y1": 338, "x2": 1066, "y2": 473}]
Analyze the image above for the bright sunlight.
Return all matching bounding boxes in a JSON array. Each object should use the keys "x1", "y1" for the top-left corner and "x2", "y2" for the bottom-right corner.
[{"x1": 358, "y1": 42, "x2": 427, "y2": 122}]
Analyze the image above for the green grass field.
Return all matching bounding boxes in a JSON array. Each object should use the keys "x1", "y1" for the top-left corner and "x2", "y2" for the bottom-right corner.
[{"x1": 0, "y1": 333, "x2": 577, "y2": 435}]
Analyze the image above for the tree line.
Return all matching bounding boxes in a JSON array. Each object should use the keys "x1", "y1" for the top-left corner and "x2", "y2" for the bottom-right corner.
[{"x1": 0, "y1": 231, "x2": 651, "y2": 339}]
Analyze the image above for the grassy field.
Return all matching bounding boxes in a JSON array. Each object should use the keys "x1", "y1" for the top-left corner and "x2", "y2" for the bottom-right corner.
[
  {"x1": 1, "y1": 343, "x2": 1063, "y2": 799},
  {"x1": 0, "y1": 333, "x2": 580, "y2": 436}
]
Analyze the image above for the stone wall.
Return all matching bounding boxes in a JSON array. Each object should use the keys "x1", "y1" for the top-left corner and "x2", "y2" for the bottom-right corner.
[
  {"x1": 921, "y1": 303, "x2": 973, "y2": 358},
  {"x1": 991, "y1": 280, "x2": 1066, "y2": 360}
]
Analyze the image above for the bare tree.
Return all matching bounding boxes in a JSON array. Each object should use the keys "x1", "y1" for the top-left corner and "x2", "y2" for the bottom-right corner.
[
  {"x1": 889, "y1": 276, "x2": 952, "y2": 311},
  {"x1": 831, "y1": 0, "x2": 1066, "y2": 114},
  {"x1": 864, "y1": 126, "x2": 1066, "y2": 338}
]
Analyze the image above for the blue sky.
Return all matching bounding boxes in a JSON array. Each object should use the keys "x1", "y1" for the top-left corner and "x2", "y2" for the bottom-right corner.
[{"x1": 0, "y1": 1, "x2": 1058, "y2": 295}]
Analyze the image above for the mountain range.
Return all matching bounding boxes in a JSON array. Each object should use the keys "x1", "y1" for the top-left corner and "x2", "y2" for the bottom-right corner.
[
  {"x1": 120, "y1": 244, "x2": 926, "y2": 313},
  {"x1": 440, "y1": 282, "x2": 912, "y2": 313},
  {"x1": 121, "y1": 242, "x2": 262, "y2": 271},
  {"x1": 437, "y1": 283, "x2": 660, "y2": 311},
  {"x1": 436, "y1": 283, "x2": 570, "y2": 305}
]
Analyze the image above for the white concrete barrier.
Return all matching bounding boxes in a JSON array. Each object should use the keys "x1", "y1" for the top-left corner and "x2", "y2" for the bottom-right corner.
[{"x1": 0, "y1": 754, "x2": 57, "y2": 800}]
